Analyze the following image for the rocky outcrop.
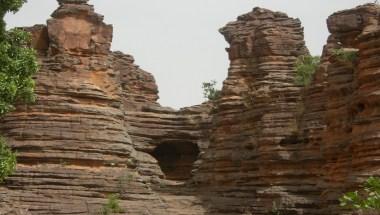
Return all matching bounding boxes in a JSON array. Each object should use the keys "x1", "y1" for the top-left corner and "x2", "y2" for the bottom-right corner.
[
  {"x1": 2, "y1": 1, "x2": 380, "y2": 215},
  {"x1": 192, "y1": 4, "x2": 380, "y2": 215},
  {"x1": 193, "y1": 7, "x2": 321, "y2": 215},
  {"x1": 0, "y1": 0, "x2": 215, "y2": 213},
  {"x1": 111, "y1": 48, "x2": 212, "y2": 182},
  {"x1": 318, "y1": 4, "x2": 380, "y2": 214},
  {"x1": 0, "y1": 1, "x2": 207, "y2": 214}
]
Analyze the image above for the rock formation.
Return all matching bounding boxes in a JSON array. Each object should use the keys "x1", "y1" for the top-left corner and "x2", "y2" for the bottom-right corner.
[
  {"x1": 193, "y1": 7, "x2": 319, "y2": 215},
  {"x1": 1, "y1": 1, "x2": 380, "y2": 215},
  {"x1": 0, "y1": 0, "x2": 204, "y2": 214},
  {"x1": 319, "y1": 4, "x2": 380, "y2": 214},
  {"x1": 0, "y1": 0, "x2": 212, "y2": 214}
]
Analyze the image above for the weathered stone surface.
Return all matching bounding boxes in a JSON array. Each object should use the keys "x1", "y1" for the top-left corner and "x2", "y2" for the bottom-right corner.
[
  {"x1": 114, "y1": 48, "x2": 212, "y2": 213},
  {"x1": 0, "y1": 2, "x2": 166, "y2": 215},
  {"x1": 193, "y1": 3, "x2": 380, "y2": 215},
  {"x1": 194, "y1": 7, "x2": 316, "y2": 214},
  {"x1": 0, "y1": 1, "x2": 211, "y2": 214},
  {"x1": 2, "y1": 2, "x2": 380, "y2": 215},
  {"x1": 0, "y1": 204, "x2": 31, "y2": 215},
  {"x1": 23, "y1": 25, "x2": 49, "y2": 53},
  {"x1": 319, "y1": 4, "x2": 380, "y2": 215},
  {"x1": 48, "y1": 2, "x2": 112, "y2": 55}
]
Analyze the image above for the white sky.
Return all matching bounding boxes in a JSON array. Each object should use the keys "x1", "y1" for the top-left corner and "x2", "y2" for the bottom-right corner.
[{"x1": 5, "y1": 0, "x2": 372, "y2": 109}]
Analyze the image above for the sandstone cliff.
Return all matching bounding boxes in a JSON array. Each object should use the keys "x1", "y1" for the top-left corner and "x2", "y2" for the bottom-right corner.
[
  {"x1": 193, "y1": 7, "x2": 319, "y2": 214},
  {"x1": 1, "y1": 1, "x2": 380, "y2": 215}
]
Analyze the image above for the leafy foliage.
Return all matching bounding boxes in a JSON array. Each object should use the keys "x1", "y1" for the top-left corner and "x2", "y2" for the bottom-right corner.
[
  {"x1": 202, "y1": 80, "x2": 221, "y2": 101},
  {"x1": 0, "y1": 0, "x2": 38, "y2": 183},
  {"x1": 340, "y1": 177, "x2": 380, "y2": 212},
  {"x1": 295, "y1": 55, "x2": 320, "y2": 86},
  {"x1": 0, "y1": 0, "x2": 38, "y2": 116},
  {"x1": 100, "y1": 194, "x2": 124, "y2": 215},
  {"x1": 0, "y1": 137, "x2": 16, "y2": 182},
  {"x1": 332, "y1": 48, "x2": 358, "y2": 63},
  {"x1": 0, "y1": 28, "x2": 38, "y2": 115},
  {"x1": 0, "y1": 0, "x2": 25, "y2": 13},
  {"x1": 0, "y1": 0, "x2": 26, "y2": 34}
]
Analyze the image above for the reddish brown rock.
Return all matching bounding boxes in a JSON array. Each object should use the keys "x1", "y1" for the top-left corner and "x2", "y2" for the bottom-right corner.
[
  {"x1": 48, "y1": 1, "x2": 112, "y2": 55},
  {"x1": 2, "y1": 2, "x2": 380, "y2": 215},
  {"x1": 23, "y1": 25, "x2": 49, "y2": 53},
  {"x1": 318, "y1": 4, "x2": 380, "y2": 214},
  {"x1": 0, "y1": 1, "x2": 211, "y2": 214},
  {"x1": 193, "y1": 7, "x2": 319, "y2": 214},
  {"x1": 0, "y1": 2, "x2": 166, "y2": 214}
]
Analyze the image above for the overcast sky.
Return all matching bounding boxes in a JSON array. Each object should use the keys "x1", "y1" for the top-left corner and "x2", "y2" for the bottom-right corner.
[{"x1": 5, "y1": 0, "x2": 372, "y2": 109}]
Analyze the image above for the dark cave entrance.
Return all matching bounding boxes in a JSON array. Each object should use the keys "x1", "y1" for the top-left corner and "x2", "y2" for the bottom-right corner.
[{"x1": 151, "y1": 142, "x2": 200, "y2": 181}]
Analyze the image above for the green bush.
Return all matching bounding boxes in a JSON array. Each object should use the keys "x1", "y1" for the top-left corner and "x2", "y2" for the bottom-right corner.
[
  {"x1": 295, "y1": 55, "x2": 320, "y2": 86},
  {"x1": 0, "y1": 0, "x2": 38, "y2": 115},
  {"x1": 0, "y1": 28, "x2": 38, "y2": 115},
  {"x1": 202, "y1": 80, "x2": 221, "y2": 101},
  {"x1": 339, "y1": 177, "x2": 380, "y2": 212},
  {"x1": 332, "y1": 48, "x2": 358, "y2": 63},
  {"x1": 0, "y1": 0, "x2": 38, "y2": 182},
  {"x1": 100, "y1": 194, "x2": 124, "y2": 215},
  {"x1": 0, "y1": 137, "x2": 16, "y2": 182}
]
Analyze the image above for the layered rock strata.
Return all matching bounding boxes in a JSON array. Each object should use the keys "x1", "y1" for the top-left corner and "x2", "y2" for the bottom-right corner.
[
  {"x1": 2, "y1": 1, "x2": 380, "y2": 215},
  {"x1": 192, "y1": 3, "x2": 380, "y2": 215},
  {"x1": 113, "y1": 51, "x2": 212, "y2": 181},
  {"x1": 319, "y1": 4, "x2": 380, "y2": 214},
  {"x1": 193, "y1": 7, "x2": 322, "y2": 215},
  {"x1": 0, "y1": 1, "x2": 209, "y2": 214}
]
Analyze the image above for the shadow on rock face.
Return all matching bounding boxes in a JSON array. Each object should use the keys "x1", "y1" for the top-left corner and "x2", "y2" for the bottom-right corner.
[{"x1": 151, "y1": 141, "x2": 200, "y2": 181}]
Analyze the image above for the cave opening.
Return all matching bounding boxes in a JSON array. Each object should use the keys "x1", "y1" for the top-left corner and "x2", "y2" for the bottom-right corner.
[{"x1": 151, "y1": 141, "x2": 200, "y2": 181}]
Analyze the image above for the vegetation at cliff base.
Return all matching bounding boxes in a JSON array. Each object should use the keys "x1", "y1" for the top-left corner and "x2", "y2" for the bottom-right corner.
[
  {"x1": 340, "y1": 177, "x2": 380, "y2": 213},
  {"x1": 100, "y1": 194, "x2": 124, "y2": 215},
  {"x1": 0, "y1": 137, "x2": 16, "y2": 182},
  {"x1": 0, "y1": 0, "x2": 38, "y2": 182},
  {"x1": 202, "y1": 80, "x2": 221, "y2": 101},
  {"x1": 295, "y1": 55, "x2": 320, "y2": 86}
]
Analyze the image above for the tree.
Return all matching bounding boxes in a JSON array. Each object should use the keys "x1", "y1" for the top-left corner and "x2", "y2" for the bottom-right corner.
[
  {"x1": 340, "y1": 177, "x2": 380, "y2": 213},
  {"x1": 202, "y1": 80, "x2": 221, "y2": 101},
  {"x1": 295, "y1": 55, "x2": 320, "y2": 86},
  {"x1": 0, "y1": 0, "x2": 38, "y2": 182}
]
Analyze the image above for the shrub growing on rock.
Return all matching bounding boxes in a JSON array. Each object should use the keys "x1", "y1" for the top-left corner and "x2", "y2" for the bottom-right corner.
[
  {"x1": 100, "y1": 194, "x2": 124, "y2": 215},
  {"x1": 332, "y1": 48, "x2": 358, "y2": 67},
  {"x1": 295, "y1": 55, "x2": 320, "y2": 86},
  {"x1": 202, "y1": 80, "x2": 221, "y2": 101},
  {"x1": 332, "y1": 48, "x2": 358, "y2": 63},
  {"x1": 0, "y1": 137, "x2": 16, "y2": 182},
  {"x1": 340, "y1": 177, "x2": 380, "y2": 213}
]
